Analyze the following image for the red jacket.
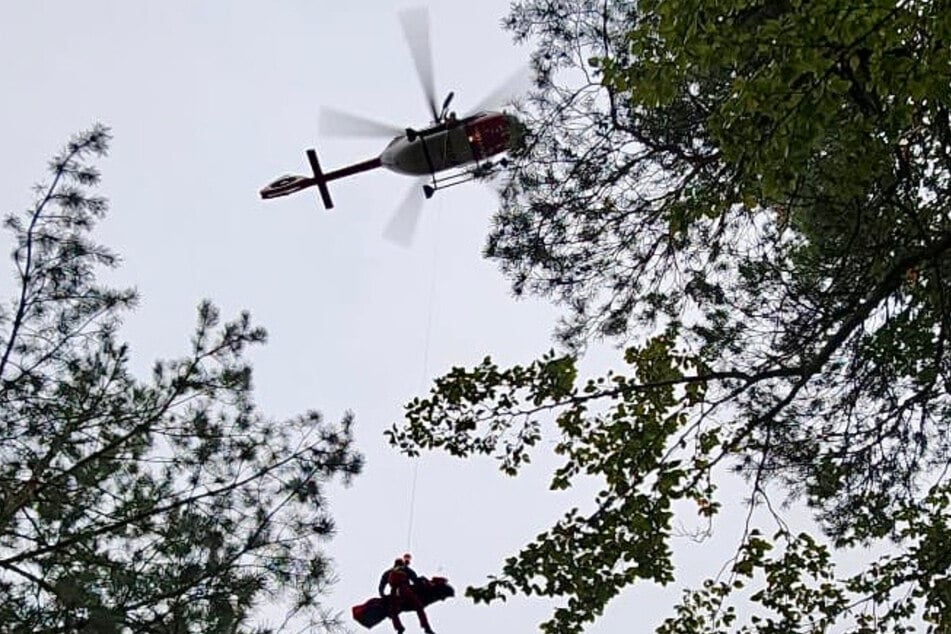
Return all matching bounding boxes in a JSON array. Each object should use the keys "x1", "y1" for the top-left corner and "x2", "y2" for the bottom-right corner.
[{"x1": 378, "y1": 565, "x2": 420, "y2": 596}]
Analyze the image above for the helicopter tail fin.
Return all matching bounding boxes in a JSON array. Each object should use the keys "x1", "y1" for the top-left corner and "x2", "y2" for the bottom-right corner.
[{"x1": 306, "y1": 149, "x2": 334, "y2": 209}]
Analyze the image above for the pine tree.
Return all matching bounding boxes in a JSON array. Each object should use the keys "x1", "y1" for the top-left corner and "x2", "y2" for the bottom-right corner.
[{"x1": 0, "y1": 126, "x2": 363, "y2": 633}]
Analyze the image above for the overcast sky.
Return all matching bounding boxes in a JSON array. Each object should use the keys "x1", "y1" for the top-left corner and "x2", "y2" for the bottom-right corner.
[{"x1": 0, "y1": 3, "x2": 764, "y2": 633}]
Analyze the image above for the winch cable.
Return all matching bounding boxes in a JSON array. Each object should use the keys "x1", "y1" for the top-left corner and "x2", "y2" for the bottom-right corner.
[{"x1": 405, "y1": 213, "x2": 442, "y2": 552}]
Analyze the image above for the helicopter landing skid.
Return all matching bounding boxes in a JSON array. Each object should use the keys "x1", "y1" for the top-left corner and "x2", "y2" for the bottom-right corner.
[{"x1": 421, "y1": 159, "x2": 505, "y2": 199}]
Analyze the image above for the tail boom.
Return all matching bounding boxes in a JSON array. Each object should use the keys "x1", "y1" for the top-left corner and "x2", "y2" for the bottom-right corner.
[
  {"x1": 307, "y1": 151, "x2": 383, "y2": 210},
  {"x1": 261, "y1": 150, "x2": 383, "y2": 210}
]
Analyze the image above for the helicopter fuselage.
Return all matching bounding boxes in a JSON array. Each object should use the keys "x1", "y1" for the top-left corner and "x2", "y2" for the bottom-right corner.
[
  {"x1": 380, "y1": 111, "x2": 521, "y2": 176},
  {"x1": 259, "y1": 111, "x2": 524, "y2": 209}
]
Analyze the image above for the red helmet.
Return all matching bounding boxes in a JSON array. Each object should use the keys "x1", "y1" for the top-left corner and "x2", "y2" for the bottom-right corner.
[{"x1": 402, "y1": 553, "x2": 412, "y2": 563}]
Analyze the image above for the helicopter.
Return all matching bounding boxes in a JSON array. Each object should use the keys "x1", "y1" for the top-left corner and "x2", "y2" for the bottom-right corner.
[{"x1": 259, "y1": 8, "x2": 529, "y2": 227}]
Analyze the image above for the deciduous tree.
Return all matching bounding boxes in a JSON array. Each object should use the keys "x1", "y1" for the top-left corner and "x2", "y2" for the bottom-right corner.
[{"x1": 389, "y1": 1, "x2": 951, "y2": 631}]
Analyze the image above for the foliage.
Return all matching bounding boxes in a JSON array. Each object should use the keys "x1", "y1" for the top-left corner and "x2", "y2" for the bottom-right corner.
[
  {"x1": 0, "y1": 126, "x2": 363, "y2": 633},
  {"x1": 388, "y1": 1, "x2": 951, "y2": 632}
]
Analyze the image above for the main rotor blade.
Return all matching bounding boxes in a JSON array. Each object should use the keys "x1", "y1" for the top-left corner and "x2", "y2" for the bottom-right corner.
[
  {"x1": 319, "y1": 107, "x2": 403, "y2": 139},
  {"x1": 399, "y1": 7, "x2": 439, "y2": 122},
  {"x1": 383, "y1": 181, "x2": 426, "y2": 248},
  {"x1": 465, "y1": 65, "x2": 534, "y2": 116}
]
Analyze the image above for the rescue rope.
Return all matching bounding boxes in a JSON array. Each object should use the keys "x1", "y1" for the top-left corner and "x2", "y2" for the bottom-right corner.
[
  {"x1": 405, "y1": 460, "x2": 421, "y2": 550},
  {"x1": 405, "y1": 215, "x2": 442, "y2": 551}
]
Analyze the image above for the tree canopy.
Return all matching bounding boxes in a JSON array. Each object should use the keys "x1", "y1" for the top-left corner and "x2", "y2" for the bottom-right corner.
[
  {"x1": 388, "y1": 1, "x2": 951, "y2": 632},
  {"x1": 0, "y1": 127, "x2": 363, "y2": 633}
]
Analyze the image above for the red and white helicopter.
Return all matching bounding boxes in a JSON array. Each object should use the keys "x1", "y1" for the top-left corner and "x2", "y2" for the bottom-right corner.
[{"x1": 260, "y1": 8, "x2": 528, "y2": 243}]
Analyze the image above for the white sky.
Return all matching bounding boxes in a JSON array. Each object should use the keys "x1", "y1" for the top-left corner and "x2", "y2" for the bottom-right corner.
[{"x1": 0, "y1": 2, "x2": 767, "y2": 633}]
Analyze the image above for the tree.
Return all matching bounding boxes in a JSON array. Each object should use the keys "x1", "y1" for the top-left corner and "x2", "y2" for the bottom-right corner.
[
  {"x1": 0, "y1": 126, "x2": 363, "y2": 633},
  {"x1": 388, "y1": 1, "x2": 951, "y2": 632}
]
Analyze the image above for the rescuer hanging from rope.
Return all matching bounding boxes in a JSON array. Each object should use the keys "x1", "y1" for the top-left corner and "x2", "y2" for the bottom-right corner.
[{"x1": 378, "y1": 554, "x2": 435, "y2": 634}]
